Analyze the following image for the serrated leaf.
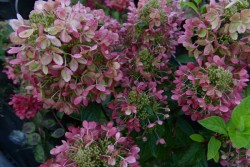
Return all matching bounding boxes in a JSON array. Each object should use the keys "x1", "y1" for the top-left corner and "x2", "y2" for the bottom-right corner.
[
  {"x1": 34, "y1": 144, "x2": 45, "y2": 163},
  {"x1": 198, "y1": 116, "x2": 227, "y2": 135},
  {"x1": 51, "y1": 128, "x2": 65, "y2": 138},
  {"x1": 22, "y1": 122, "x2": 36, "y2": 133},
  {"x1": 27, "y1": 133, "x2": 41, "y2": 145},
  {"x1": 190, "y1": 134, "x2": 205, "y2": 142},
  {"x1": 207, "y1": 136, "x2": 221, "y2": 160}
]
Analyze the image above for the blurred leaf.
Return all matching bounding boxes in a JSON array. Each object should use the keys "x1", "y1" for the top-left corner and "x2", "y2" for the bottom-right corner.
[
  {"x1": 138, "y1": 132, "x2": 158, "y2": 162},
  {"x1": 101, "y1": 94, "x2": 111, "y2": 106},
  {"x1": 213, "y1": 152, "x2": 219, "y2": 163},
  {"x1": 42, "y1": 119, "x2": 56, "y2": 129},
  {"x1": 245, "y1": 82, "x2": 250, "y2": 96},
  {"x1": 176, "y1": 54, "x2": 196, "y2": 64},
  {"x1": 111, "y1": 11, "x2": 120, "y2": 21},
  {"x1": 198, "y1": 116, "x2": 227, "y2": 135},
  {"x1": 22, "y1": 122, "x2": 36, "y2": 133},
  {"x1": 194, "y1": 0, "x2": 201, "y2": 5},
  {"x1": 227, "y1": 120, "x2": 250, "y2": 149},
  {"x1": 56, "y1": 112, "x2": 64, "y2": 119},
  {"x1": 207, "y1": 137, "x2": 221, "y2": 160},
  {"x1": 27, "y1": 133, "x2": 41, "y2": 145},
  {"x1": 179, "y1": 143, "x2": 207, "y2": 166},
  {"x1": 231, "y1": 96, "x2": 250, "y2": 127},
  {"x1": 198, "y1": 29, "x2": 207, "y2": 38},
  {"x1": 51, "y1": 128, "x2": 65, "y2": 138},
  {"x1": 181, "y1": 1, "x2": 199, "y2": 13},
  {"x1": 177, "y1": 118, "x2": 195, "y2": 134},
  {"x1": 70, "y1": 102, "x2": 107, "y2": 122},
  {"x1": 34, "y1": 144, "x2": 45, "y2": 163},
  {"x1": 34, "y1": 112, "x2": 43, "y2": 125},
  {"x1": 190, "y1": 134, "x2": 205, "y2": 142}
]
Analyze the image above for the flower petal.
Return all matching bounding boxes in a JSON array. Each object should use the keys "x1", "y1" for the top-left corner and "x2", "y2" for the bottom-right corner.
[
  {"x1": 53, "y1": 53, "x2": 63, "y2": 65},
  {"x1": 61, "y1": 68, "x2": 71, "y2": 82}
]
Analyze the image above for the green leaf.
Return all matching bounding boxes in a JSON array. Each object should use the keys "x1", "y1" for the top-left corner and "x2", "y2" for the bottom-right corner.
[
  {"x1": 226, "y1": 96, "x2": 250, "y2": 149},
  {"x1": 51, "y1": 128, "x2": 65, "y2": 138},
  {"x1": 190, "y1": 134, "x2": 205, "y2": 142},
  {"x1": 69, "y1": 102, "x2": 107, "y2": 122},
  {"x1": 34, "y1": 144, "x2": 45, "y2": 163},
  {"x1": 198, "y1": 116, "x2": 227, "y2": 135},
  {"x1": 42, "y1": 119, "x2": 56, "y2": 129},
  {"x1": 27, "y1": 133, "x2": 41, "y2": 146},
  {"x1": 207, "y1": 136, "x2": 221, "y2": 160},
  {"x1": 194, "y1": 0, "x2": 201, "y2": 5},
  {"x1": 179, "y1": 143, "x2": 206, "y2": 166},
  {"x1": 111, "y1": 11, "x2": 120, "y2": 21},
  {"x1": 22, "y1": 122, "x2": 36, "y2": 133},
  {"x1": 177, "y1": 118, "x2": 195, "y2": 135},
  {"x1": 231, "y1": 96, "x2": 250, "y2": 127},
  {"x1": 56, "y1": 112, "x2": 64, "y2": 119},
  {"x1": 176, "y1": 54, "x2": 196, "y2": 64},
  {"x1": 181, "y1": 2, "x2": 199, "y2": 14},
  {"x1": 34, "y1": 112, "x2": 43, "y2": 125},
  {"x1": 213, "y1": 152, "x2": 219, "y2": 163},
  {"x1": 244, "y1": 140, "x2": 250, "y2": 149},
  {"x1": 227, "y1": 120, "x2": 250, "y2": 148},
  {"x1": 101, "y1": 94, "x2": 111, "y2": 106},
  {"x1": 244, "y1": 82, "x2": 250, "y2": 97},
  {"x1": 137, "y1": 132, "x2": 157, "y2": 162}
]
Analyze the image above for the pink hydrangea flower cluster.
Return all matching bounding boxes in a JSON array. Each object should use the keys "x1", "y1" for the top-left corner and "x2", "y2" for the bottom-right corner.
[
  {"x1": 104, "y1": 0, "x2": 184, "y2": 140},
  {"x1": 219, "y1": 140, "x2": 250, "y2": 166},
  {"x1": 3, "y1": 65, "x2": 19, "y2": 85},
  {"x1": 172, "y1": 56, "x2": 249, "y2": 121},
  {"x1": 109, "y1": 82, "x2": 169, "y2": 135},
  {"x1": 6, "y1": 0, "x2": 122, "y2": 114},
  {"x1": 179, "y1": 0, "x2": 250, "y2": 66},
  {"x1": 120, "y1": 0, "x2": 184, "y2": 63},
  {"x1": 40, "y1": 121, "x2": 140, "y2": 167},
  {"x1": 9, "y1": 94, "x2": 43, "y2": 119},
  {"x1": 105, "y1": 0, "x2": 130, "y2": 11},
  {"x1": 117, "y1": 0, "x2": 184, "y2": 91}
]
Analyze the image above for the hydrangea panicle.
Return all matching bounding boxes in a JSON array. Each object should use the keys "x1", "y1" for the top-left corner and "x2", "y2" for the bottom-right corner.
[
  {"x1": 6, "y1": 0, "x2": 123, "y2": 114},
  {"x1": 172, "y1": 55, "x2": 249, "y2": 120},
  {"x1": 179, "y1": 0, "x2": 250, "y2": 66},
  {"x1": 40, "y1": 120, "x2": 140, "y2": 167}
]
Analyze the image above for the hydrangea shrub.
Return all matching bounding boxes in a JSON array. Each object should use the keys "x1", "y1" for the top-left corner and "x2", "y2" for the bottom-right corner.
[{"x1": 2, "y1": 0, "x2": 250, "y2": 166}]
